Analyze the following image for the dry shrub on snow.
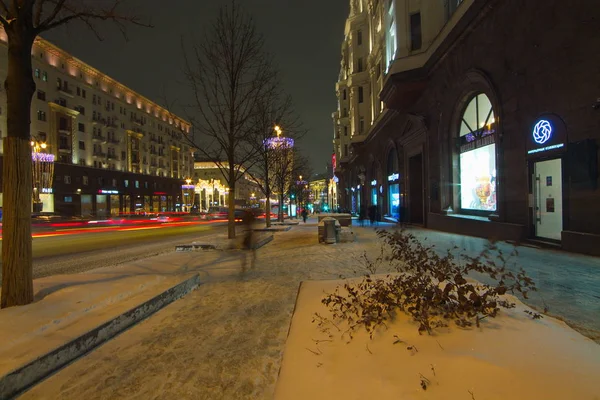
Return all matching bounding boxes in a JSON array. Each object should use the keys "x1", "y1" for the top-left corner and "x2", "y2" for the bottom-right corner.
[{"x1": 316, "y1": 229, "x2": 538, "y2": 339}]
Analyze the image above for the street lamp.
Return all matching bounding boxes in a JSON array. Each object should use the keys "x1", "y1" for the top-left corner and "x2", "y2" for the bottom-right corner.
[
  {"x1": 181, "y1": 177, "x2": 196, "y2": 212},
  {"x1": 31, "y1": 137, "x2": 54, "y2": 213}
]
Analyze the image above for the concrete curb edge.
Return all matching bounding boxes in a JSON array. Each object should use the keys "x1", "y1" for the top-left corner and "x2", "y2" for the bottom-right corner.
[
  {"x1": 252, "y1": 234, "x2": 274, "y2": 249},
  {"x1": 0, "y1": 274, "x2": 201, "y2": 400}
]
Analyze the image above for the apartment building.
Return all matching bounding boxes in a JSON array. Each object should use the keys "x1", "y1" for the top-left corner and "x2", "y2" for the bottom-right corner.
[
  {"x1": 0, "y1": 30, "x2": 195, "y2": 217},
  {"x1": 334, "y1": 0, "x2": 600, "y2": 256}
]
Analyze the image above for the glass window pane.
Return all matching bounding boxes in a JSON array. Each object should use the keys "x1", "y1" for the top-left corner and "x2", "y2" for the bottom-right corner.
[
  {"x1": 477, "y1": 94, "x2": 493, "y2": 128},
  {"x1": 460, "y1": 121, "x2": 471, "y2": 137},
  {"x1": 459, "y1": 144, "x2": 497, "y2": 211},
  {"x1": 461, "y1": 97, "x2": 478, "y2": 136}
]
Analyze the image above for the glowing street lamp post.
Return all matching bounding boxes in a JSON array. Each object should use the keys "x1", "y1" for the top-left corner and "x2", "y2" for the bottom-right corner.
[
  {"x1": 181, "y1": 178, "x2": 196, "y2": 213},
  {"x1": 264, "y1": 125, "x2": 294, "y2": 221},
  {"x1": 31, "y1": 139, "x2": 54, "y2": 213}
]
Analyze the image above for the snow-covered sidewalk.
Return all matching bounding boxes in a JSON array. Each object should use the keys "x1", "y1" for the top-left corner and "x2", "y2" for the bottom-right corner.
[
  {"x1": 15, "y1": 220, "x2": 600, "y2": 399},
  {"x1": 19, "y1": 221, "x2": 384, "y2": 399}
]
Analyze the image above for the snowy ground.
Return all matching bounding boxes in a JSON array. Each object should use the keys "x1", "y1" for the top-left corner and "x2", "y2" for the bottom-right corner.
[
  {"x1": 275, "y1": 279, "x2": 600, "y2": 400},
  {"x1": 18, "y1": 219, "x2": 600, "y2": 399},
  {"x1": 20, "y1": 220, "x2": 382, "y2": 400}
]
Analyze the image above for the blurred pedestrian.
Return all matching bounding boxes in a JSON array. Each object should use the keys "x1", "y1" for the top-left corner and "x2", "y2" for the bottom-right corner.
[
  {"x1": 301, "y1": 208, "x2": 308, "y2": 223},
  {"x1": 368, "y1": 205, "x2": 376, "y2": 226},
  {"x1": 240, "y1": 209, "x2": 256, "y2": 271}
]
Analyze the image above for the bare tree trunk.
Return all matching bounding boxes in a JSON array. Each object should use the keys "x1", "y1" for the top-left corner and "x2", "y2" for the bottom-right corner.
[
  {"x1": 278, "y1": 192, "x2": 284, "y2": 222},
  {"x1": 265, "y1": 196, "x2": 271, "y2": 227},
  {"x1": 1, "y1": 33, "x2": 36, "y2": 308},
  {"x1": 227, "y1": 167, "x2": 236, "y2": 239}
]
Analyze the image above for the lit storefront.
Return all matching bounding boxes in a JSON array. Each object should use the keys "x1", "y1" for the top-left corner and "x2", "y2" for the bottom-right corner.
[
  {"x1": 386, "y1": 148, "x2": 400, "y2": 221},
  {"x1": 457, "y1": 93, "x2": 497, "y2": 214}
]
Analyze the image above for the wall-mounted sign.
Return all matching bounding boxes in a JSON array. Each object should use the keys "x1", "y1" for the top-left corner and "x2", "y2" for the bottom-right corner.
[
  {"x1": 371, "y1": 180, "x2": 377, "y2": 186},
  {"x1": 533, "y1": 120, "x2": 552, "y2": 144},
  {"x1": 527, "y1": 143, "x2": 564, "y2": 155},
  {"x1": 98, "y1": 189, "x2": 118, "y2": 194},
  {"x1": 527, "y1": 115, "x2": 567, "y2": 157},
  {"x1": 41, "y1": 188, "x2": 53, "y2": 194},
  {"x1": 388, "y1": 173, "x2": 399, "y2": 182}
]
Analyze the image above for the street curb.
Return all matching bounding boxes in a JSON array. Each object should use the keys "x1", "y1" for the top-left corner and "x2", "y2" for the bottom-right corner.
[
  {"x1": 253, "y1": 226, "x2": 292, "y2": 232},
  {"x1": 252, "y1": 234, "x2": 274, "y2": 249},
  {"x1": 0, "y1": 274, "x2": 201, "y2": 400},
  {"x1": 175, "y1": 233, "x2": 274, "y2": 252},
  {"x1": 275, "y1": 281, "x2": 304, "y2": 383}
]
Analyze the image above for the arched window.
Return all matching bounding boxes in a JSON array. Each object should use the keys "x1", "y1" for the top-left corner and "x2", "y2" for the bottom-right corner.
[{"x1": 458, "y1": 93, "x2": 497, "y2": 212}]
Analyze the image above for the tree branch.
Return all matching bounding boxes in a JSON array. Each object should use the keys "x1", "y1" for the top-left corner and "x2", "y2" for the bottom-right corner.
[{"x1": 34, "y1": 0, "x2": 151, "y2": 37}]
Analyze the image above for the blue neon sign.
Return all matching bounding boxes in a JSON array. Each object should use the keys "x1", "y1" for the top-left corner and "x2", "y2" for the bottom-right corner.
[{"x1": 533, "y1": 120, "x2": 552, "y2": 145}]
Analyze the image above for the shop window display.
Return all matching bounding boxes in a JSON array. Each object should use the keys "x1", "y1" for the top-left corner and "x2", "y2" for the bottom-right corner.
[{"x1": 458, "y1": 93, "x2": 497, "y2": 212}]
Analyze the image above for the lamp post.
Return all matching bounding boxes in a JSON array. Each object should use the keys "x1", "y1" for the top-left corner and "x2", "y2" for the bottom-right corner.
[
  {"x1": 181, "y1": 178, "x2": 195, "y2": 213},
  {"x1": 264, "y1": 124, "x2": 294, "y2": 222},
  {"x1": 31, "y1": 138, "x2": 53, "y2": 213}
]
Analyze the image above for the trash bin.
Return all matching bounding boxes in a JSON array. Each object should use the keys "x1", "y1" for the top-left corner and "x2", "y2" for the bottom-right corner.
[{"x1": 324, "y1": 219, "x2": 337, "y2": 244}]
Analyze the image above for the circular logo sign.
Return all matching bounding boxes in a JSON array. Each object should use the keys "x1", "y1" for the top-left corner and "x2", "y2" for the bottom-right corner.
[{"x1": 533, "y1": 120, "x2": 552, "y2": 145}]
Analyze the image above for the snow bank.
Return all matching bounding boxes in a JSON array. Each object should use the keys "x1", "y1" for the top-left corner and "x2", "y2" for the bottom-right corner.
[{"x1": 275, "y1": 278, "x2": 600, "y2": 400}]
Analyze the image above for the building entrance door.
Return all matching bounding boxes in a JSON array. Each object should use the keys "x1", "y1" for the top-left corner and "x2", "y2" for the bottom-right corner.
[
  {"x1": 533, "y1": 158, "x2": 563, "y2": 240},
  {"x1": 408, "y1": 153, "x2": 424, "y2": 224}
]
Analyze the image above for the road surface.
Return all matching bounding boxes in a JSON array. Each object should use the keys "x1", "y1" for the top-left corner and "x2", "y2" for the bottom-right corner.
[{"x1": 0, "y1": 221, "x2": 230, "y2": 280}]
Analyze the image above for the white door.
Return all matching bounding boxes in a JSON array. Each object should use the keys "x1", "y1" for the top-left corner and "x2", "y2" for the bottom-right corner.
[{"x1": 534, "y1": 159, "x2": 563, "y2": 240}]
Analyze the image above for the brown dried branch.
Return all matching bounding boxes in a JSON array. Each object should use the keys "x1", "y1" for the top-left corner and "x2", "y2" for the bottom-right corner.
[{"x1": 34, "y1": 0, "x2": 152, "y2": 39}]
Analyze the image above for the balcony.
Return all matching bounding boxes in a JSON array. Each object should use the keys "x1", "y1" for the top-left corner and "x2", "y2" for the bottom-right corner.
[
  {"x1": 58, "y1": 125, "x2": 71, "y2": 135},
  {"x1": 57, "y1": 86, "x2": 74, "y2": 98},
  {"x1": 92, "y1": 150, "x2": 106, "y2": 158},
  {"x1": 92, "y1": 134, "x2": 107, "y2": 143},
  {"x1": 107, "y1": 154, "x2": 119, "y2": 161},
  {"x1": 131, "y1": 117, "x2": 144, "y2": 126},
  {"x1": 107, "y1": 137, "x2": 120, "y2": 144},
  {"x1": 150, "y1": 136, "x2": 158, "y2": 143},
  {"x1": 58, "y1": 144, "x2": 71, "y2": 153},
  {"x1": 92, "y1": 116, "x2": 108, "y2": 125}
]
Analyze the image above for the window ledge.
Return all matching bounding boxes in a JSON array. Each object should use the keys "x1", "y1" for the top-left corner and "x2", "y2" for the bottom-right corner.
[{"x1": 446, "y1": 213, "x2": 489, "y2": 222}]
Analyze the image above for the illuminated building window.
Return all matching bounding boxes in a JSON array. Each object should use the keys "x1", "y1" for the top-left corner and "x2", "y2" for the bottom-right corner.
[
  {"x1": 457, "y1": 93, "x2": 497, "y2": 213},
  {"x1": 386, "y1": 0, "x2": 397, "y2": 71}
]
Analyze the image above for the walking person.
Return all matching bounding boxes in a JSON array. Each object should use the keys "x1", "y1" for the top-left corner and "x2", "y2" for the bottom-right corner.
[
  {"x1": 301, "y1": 208, "x2": 308, "y2": 223},
  {"x1": 240, "y1": 209, "x2": 256, "y2": 272}
]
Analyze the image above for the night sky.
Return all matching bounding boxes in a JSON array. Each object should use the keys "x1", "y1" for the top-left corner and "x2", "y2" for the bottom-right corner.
[{"x1": 43, "y1": 0, "x2": 349, "y2": 174}]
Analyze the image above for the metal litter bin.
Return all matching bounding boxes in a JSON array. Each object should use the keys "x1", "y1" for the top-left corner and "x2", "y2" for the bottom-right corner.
[{"x1": 324, "y1": 219, "x2": 337, "y2": 244}]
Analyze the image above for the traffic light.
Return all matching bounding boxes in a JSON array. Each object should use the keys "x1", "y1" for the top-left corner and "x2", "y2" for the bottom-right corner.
[{"x1": 291, "y1": 194, "x2": 295, "y2": 199}]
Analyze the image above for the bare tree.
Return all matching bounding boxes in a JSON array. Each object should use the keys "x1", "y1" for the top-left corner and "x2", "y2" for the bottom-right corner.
[
  {"x1": 0, "y1": 1, "x2": 148, "y2": 308},
  {"x1": 269, "y1": 142, "x2": 311, "y2": 222},
  {"x1": 181, "y1": 1, "x2": 276, "y2": 239},
  {"x1": 247, "y1": 82, "x2": 304, "y2": 227},
  {"x1": 290, "y1": 151, "x2": 312, "y2": 210}
]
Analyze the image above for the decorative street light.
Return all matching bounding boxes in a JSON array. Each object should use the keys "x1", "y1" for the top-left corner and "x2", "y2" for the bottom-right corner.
[
  {"x1": 181, "y1": 178, "x2": 196, "y2": 212},
  {"x1": 264, "y1": 124, "x2": 295, "y2": 221},
  {"x1": 31, "y1": 138, "x2": 54, "y2": 213}
]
